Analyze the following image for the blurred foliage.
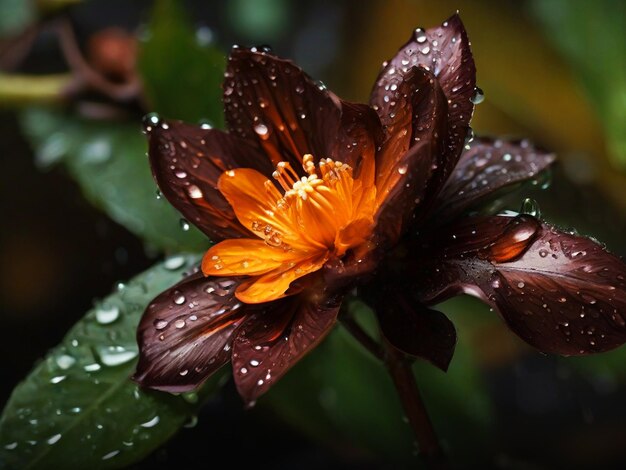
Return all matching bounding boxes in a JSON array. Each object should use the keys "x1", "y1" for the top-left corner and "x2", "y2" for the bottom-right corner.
[
  {"x1": 0, "y1": 254, "x2": 227, "y2": 469},
  {"x1": 0, "y1": 0, "x2": 33, "y2": 36},
  {"x1": 530, "y1": 0, "x2": 626, "y2": 169},
  {"x1": 138, "y1": 0, "x2": 226, "y2": 127},
  {"x1": 227, "y1": 0, "x2": 291, "y2": 42},
  {"x1": 20, "y1": 107, "x2": 207, "y2": 252}
]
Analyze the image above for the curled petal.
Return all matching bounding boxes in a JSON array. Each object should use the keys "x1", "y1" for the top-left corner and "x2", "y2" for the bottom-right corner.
[
  {"x1": 231, "y1": 294, "x2": 341, "y2": 404},
  {"x1": 372, "y1": 14, "x2": 476, "y2": 216},
  {"x1": 376, "y1": 292, "x2": 457, "y2": 371},
  {"x1": 415, "y1": 216, "x2": 626, "y2": 355},
  {"x1": 224, "y1": 48, "x2": 381, "y2": 179},
  {"x1": 434, "y1": 137, "x2": 556, "y2": 220},
  {"x1": 146, "y1": 119, "x2": 268, "y2": 242},
  {"x1": 375, "y1": 67, "x2": 448, "y2": 244},
  {"x1": 133, "y1": 272, "x2": 246, "y2": 392}
]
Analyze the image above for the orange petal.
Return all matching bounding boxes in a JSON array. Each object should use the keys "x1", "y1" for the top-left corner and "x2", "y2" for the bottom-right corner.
[
  {"x1": 202, "y1": 238, "x2": 301, "y2": 276},
  {"x1": 235, "y1": 254, "x2": 329, "y2": 304}
]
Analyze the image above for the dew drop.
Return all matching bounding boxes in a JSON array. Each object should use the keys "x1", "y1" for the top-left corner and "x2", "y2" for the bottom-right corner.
[
  {"x1": 84, "y1": 363, "x2": 101, "y2": 372},
  {"x1": 102, "y1": 450, "x2": 120, "y2": 461},
  {"x1": 56, "y1": 354, "x2": 76, "y2": 370},
  {"x1": 174, "y1": 295, "x2": 185, "y2": 305},
  {"x1": 95, "y1": 305, "x2": 120, "y2": 325},
  {"x1": 254, "y1": 123, "x2": 269, "y2": 139},
  {"x1": 398, "y1": 164, "x2": 408, "y2": 175},
  {"x1": 140, "y1": 416, "x2": 160, "y2": 428},
  {"x1": 164, "y1": 255, "x2": 185, "y2": 270},
  {"x1": 4, "y1": 442, "x2": 17, "y2": 450},
  {"x1": 47, "y1": 434, "x2": 62, "y2": 445},
  {"x1": 180, "y1": 219, "x2": 190, "y2": 231},
  {"x1": 520, "y1": 198, "x2": 541, "y2": 218},
  {"x1": 154, "y1": 320, "x2": 168, "y2": 330},
  {"x1": 142, "y1": 113, "x2": 161, "y2": 133},
  {"x1": 414, "y1": 28, "x2": 427, "y2": 43},
  {"x1": 97, "y1": 346, "x2": 138, "y2": 367},
  {"x1": 50, "y1": 375, "x2": 66, "y2": 384},
  {"x1": 471, "y1": 87, "x2": 484, "y2": 104},
  {"x1": 174, "y1": 319, "x2": 186, "y2": 329},
  {"x1": 249, "y1": 359, "x2": 260, "y2": 367},
  {"x1": 187, "y1": 184, "x2": 203, "y2": 199}
]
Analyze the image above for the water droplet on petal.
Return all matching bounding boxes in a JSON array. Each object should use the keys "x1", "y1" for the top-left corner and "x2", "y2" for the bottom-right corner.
[
  {"x1": 254, "y1": 123, "x2": 269, "y2": 139},
  {"x1": 520, "y1": 198, "x2": 541, "y2": 218},
  {"x1": 142, "y1": 113, "x2": 161, "y2": 133},
  {"x1": 471, "y1": 87, "x2": 484, "y2": 104}
]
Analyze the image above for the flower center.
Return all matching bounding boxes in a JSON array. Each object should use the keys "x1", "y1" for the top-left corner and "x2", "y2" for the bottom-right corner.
[{"x1": 271, "y1": 154, "x2": 352, "y2": 209}]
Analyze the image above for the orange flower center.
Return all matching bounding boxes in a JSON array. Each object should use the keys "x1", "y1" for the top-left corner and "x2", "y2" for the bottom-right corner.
[{"x1": 202, "y1": 154, "x2": 376, "y2": 303}]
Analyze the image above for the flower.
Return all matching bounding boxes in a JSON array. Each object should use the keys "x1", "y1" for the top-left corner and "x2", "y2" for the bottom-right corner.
[{"x1": 133, "y1": 14, "x2": 626, "y2": 403}]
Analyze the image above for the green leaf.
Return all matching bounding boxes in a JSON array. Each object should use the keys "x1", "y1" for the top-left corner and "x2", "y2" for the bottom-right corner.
[
  {"x1": 138, "y1": 0, "x2": 226, "y2": 126},
  {"x1": 0, "y1": 254, "x2": 225, "y2": 469},
  {"x1": 19, "y1": 107, "x2": 207, "y2": 252},
  {"x1": 265, "y1": 299, "x2": 494, "y2": 464},
  {"x1": 530, "y1": 0, "x2": 626, "y2": 167}
]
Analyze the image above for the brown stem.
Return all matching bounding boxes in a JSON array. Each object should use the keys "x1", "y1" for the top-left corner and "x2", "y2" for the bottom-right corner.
[
  {"x1": 339, "y1": 315, "x2": 383, "y2": 360},
  {"x1": 339, "y1": 311, "x2": 445, "y2": 467},
  {"x1": 383, "y1": 341, "x2": 445, "y2": 467}
]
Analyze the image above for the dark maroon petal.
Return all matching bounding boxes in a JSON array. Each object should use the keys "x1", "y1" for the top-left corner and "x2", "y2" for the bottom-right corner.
[
  {"x1": 231, "y1": 294, "x2": 341, "y2": 404},
  {"x1": 223, "y1": 48, "x2": 381, "y2": 176},
  {"x1": 133, "y1": 272, "x2": 246, "y2": 392},
  {"x1": 374, "y1": 67, "x2": 447, "y2": 244},
  {"x1": 434, "y1": 137, "x2": 556, "y2": 220},
  {"x1": 377, "y1": 292, "x2": 456, "y2": 371},
  {"x1": 145, "y1": 117, "x2": 268, "y2": 242},
  {"x1": 415, "y1": 216, "x2": 626, "y2": 356},
  {"x1": 371, "y1": 14, "x2": 476, "y2": 215}
]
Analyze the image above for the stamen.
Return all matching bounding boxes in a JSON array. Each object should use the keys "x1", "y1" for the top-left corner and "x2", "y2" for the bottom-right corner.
[
  {"x1": 302, "y1": 154, "x2": 317, "y2": 176},
  {"x1": 272, "y1": 161, "x2": 300, "y2": 192},
  {"x1": 272, "y1": 155, "x2": 352, "y2": 207}
]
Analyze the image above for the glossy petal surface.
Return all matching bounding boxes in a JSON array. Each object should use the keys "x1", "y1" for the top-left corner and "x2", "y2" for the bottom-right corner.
[
  {"x1": 374, "y1": 68, "x2": 448, "y2": 244},
  {"x1": 224, "y1": 48, "x2": 381, "y2": 176},
  {"x1": 146, "y1": 119, "x2": 267, "y2": 241},
  {"x1": 232, "y1": 295, "x2": 340, "y2": 403},
  {"x1": 371, "y1": 13, "x2": 476, "y2": 214},
  {"x1": 435, "y1": 137, "x2": 555, "y2": 220},
  {"x1": 134, "y1": 273, "x2": 246, "y2": 392},
  {"x1": 416, "y1": 216, "x2": 626, "y2": 355}
]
